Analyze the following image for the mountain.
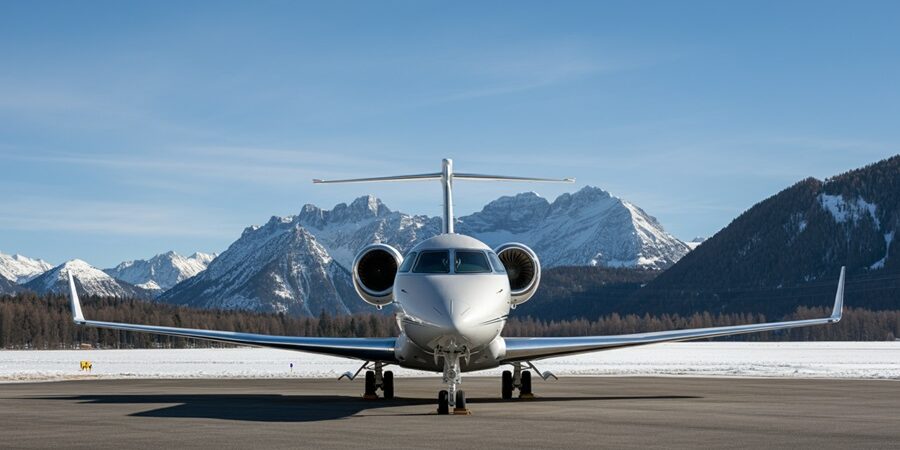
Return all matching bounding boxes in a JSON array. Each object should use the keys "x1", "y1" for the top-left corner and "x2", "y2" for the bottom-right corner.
[
  {"x1": 0, "y1": 252, "x2": 53, "y2": 283},
  {"x1": 159, "y1": 222, "x2": 360, "y2": 316},
  {"x1": 105, "y1": 251, "x2": 217, "y2": 291},
  {"x1": 24, "y1": 259, "x2": 151, "y2": 298},
  {"x1": 0, "y1": 275, "x2": 21, "y2": 295},
  {"x1": 161, "y1": 187, "x2": 687, "y2": 316},
  {"x1": 624, "y1": 154, "x2": 900, "y2": 318},
  {"x1": 457, "y1": 187, "x2": 690, "y2": 269}
]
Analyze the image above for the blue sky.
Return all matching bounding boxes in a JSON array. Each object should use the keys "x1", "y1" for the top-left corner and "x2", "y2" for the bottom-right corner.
[{"x1": 1, "y1": 1, "x2": 898, "y2": 268}]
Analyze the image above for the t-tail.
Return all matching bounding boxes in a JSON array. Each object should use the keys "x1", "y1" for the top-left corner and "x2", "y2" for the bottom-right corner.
[{"x1": 313, "y1": 158, "x2": 574, "y2": 233}]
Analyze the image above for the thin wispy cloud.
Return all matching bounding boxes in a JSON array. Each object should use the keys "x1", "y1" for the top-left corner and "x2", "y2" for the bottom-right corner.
[
  {"x1": 0, "y1": 198, "x2": 240, "y2": 238},
  {"x1": 2, "y1": 146, "x2": 396, "y2": 188},
  {"x1": 425, "y1": 41, "x2": 666, "y2": 104}
]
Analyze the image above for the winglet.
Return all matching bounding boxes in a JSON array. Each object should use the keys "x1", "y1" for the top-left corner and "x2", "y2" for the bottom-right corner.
[
  {"x1": 67, "y1": 271, "x2": 85, "y2": 324},
  {"x1": 830, "y1": 266, "x2": 845, "y2": 322}
]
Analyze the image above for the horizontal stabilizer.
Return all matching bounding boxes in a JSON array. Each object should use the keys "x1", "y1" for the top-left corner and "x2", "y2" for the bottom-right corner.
[
  {"x1": 454, "y1": 173, "x2": 574, "y2": 183},
  {"x1": 313, "y1": 173, "x2": 441, "y2": 184}
]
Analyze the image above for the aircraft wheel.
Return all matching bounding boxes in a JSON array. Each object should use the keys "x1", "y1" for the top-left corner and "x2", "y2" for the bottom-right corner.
[
  {"x1": 455, "y1": 389, "x2": 467, "y2": 411},
  {"x1": 364, "y1": 370, "x2": 377, "y2": 397},
  {"x1": 501, "y1": 370, "x2": 513, "y2": 399},
  {"x1": 437, "y1": 390, "x2": 449, "y2": 415},
  {"x1": 520, "y1": 370, "x2": 532, "y2": 396},
  {"x1": 383, "y1": 370, "x2": 394, "y2": 399}
]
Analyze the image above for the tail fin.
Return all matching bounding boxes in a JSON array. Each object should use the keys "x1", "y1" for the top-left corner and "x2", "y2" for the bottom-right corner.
[{"x1": 314, "y1": 158, "x2": 574, "y2": 233}]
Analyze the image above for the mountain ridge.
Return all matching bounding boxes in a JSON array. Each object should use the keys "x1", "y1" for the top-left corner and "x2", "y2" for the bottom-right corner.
[{"x1": 160, "y1": 186, "x2": 688, "y2": 316}]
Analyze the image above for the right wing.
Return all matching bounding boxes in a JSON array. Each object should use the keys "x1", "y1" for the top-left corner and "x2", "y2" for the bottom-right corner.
[
  {"x1": 67, "y1": 272, "x2": 397, "y2": 362},
  {"x1": 502, "y1": 267, "x2": 845, "y2": 363}
]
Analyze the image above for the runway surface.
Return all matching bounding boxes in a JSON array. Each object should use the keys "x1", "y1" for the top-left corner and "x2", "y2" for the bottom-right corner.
[{"x1": 2, "y1": 377, "x2": 898, "y2": 449}]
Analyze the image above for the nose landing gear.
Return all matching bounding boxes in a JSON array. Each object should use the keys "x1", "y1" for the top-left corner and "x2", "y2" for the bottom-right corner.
[{"x1": 435, "y1": 344, "x2": 471, "y2": 415}]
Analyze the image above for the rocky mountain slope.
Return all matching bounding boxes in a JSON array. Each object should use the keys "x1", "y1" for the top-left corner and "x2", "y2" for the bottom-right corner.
[
  {"x1": 158, "y1": 222, "x2": 359, "y2": 316},
  {"x1": 104, "y1": 251, "x2": 217, "y2": 291},
  {"x1": 458, "y1": 187, "x2": 689, "y2": 268},
  {"x1": 24, "y1": 260, "x2": 150, "y2": 299}
]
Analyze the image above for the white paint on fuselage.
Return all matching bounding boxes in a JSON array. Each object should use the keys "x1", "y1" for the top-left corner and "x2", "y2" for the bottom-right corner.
[{"x1": 392, "y1": 234, "x2": 511, "y2": 372}]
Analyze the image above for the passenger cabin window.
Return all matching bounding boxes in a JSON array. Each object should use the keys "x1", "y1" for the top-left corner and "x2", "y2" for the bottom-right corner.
[
  {"x1": 488, "y1": 252, "x2": 506, "y2": 273},
  {"x1": 413, "y1": 250, "x2": 450, "y2": 273},
  {"x1": 398, "y1": 252, "x2": 417, "y2": 273},
  {"x1": 454, "y1": 250, "x2": 492, "y2": 274}
]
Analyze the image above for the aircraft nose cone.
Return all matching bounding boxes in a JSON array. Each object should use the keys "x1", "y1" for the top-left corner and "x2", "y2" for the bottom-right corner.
[{"x1": 432, "y1": 300, "x2": 471, "y2": 334}]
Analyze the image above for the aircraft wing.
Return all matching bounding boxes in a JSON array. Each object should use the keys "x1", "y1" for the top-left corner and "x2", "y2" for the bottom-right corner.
[
  {"x1": 501, "y1": 267, "x2": 845, "y2": 363},
  {"x1": 67, "y1": 272, "x2": 397, "y2": 362}
]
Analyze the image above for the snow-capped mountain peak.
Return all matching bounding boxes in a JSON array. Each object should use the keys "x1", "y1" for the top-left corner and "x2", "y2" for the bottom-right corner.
[
  {"x1": 0, "y1": 251, "x2": 53, "y2": 283},
  {"x1": 458, "y1": 186, "x2": 689, "y2": 269},
  {"x1": 25, "y1": 259, "x2": 148, "y2": 298},
  {"x1": 105, "y1": 251, "x2": 217, "y2": 291}
]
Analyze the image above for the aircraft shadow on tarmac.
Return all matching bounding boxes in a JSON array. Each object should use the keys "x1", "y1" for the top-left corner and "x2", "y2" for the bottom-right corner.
[{"x1": 33, "y1": 394, "x2": 701, "y2": 423}]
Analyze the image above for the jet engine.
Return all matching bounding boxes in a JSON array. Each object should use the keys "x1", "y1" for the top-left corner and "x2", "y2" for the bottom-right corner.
[
  {"x1": 494, "y1": 243, "x2": 541, "y2": 306},
  {"x1": 352, "y1": 243, "x2": 403, "y2": 307}
]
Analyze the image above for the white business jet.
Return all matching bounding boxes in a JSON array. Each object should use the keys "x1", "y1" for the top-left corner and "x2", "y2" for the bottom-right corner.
[{"x1": 67, "y1": 159, "x2": 845, "y2": 414}]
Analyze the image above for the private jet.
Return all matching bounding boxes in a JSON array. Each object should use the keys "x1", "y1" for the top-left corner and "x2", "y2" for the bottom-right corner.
[{"x1": 67, "y1": 158, "x2": 845, "y2": 414}]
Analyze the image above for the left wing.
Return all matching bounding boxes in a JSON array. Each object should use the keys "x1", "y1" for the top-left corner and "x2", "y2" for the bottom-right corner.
[
  {"x1": 67, "y1": 272, "x2": 397, "y2": 362},
  {"x1": 502, "y1": 267, "x2": 845, "y2": 363}
]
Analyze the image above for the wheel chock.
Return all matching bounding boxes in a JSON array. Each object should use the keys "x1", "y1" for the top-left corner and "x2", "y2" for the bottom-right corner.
[
  {"x1": 519, "y1": 393, "x2": 535, "y2": 400},
  {"x1": 362, "y1": 394, "x2": 379, "y2": 400},
  {"x1": 453, "y1": 408, "x2": 472, "y2": 415}
]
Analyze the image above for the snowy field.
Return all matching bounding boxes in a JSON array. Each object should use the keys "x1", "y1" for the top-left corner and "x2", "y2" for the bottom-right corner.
[{"x1": 1, "y1": 342, "x2": 899, "y2": 383}]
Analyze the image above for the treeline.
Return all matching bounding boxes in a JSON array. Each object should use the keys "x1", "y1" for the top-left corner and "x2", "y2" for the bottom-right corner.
[
  {"x1": 1, "y1": 294, "x2": 897, "y2": 349},
  {"x1": 507, "y1": 306, "x2": 900, "y2": 341}
]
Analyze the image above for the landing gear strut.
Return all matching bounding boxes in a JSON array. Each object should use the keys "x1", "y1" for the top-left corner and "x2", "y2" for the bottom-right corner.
[{"x1": 435, "y1": 344, "x2": 471, "y2": 415}]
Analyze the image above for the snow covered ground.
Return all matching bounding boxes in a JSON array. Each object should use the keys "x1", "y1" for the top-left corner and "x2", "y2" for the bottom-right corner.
[{"x1": 1, "y1": 342, "x2": 898, "y2": 383}]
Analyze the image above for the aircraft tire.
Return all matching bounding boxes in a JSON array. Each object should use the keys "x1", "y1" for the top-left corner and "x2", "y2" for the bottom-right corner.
[
  {"x1": 501, "y1": 370, "x2": 513, "y2": 399},
  {"x1": 383, "y1": 370, "x2": 394, "y2": 399},
  {"x1": 455, "y1": 390, "x2": 466, "y2": 410},
  {"x1": 364, "y1": 370, "x2": 376, "y2": 396},
  {"x1": 521, "y1": 370, "x2": 532, "y2": 395},
  {"x1": 437, "y1": 390, "x2": 449, "y2": 415}
]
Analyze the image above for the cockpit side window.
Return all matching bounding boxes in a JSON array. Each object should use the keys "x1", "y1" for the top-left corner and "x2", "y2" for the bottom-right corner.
[
  {"x1": 488, "y1": 251, "x2": 507, "y2": 274},
  {"x1": 413, "y1": 250, "x2": 450, "y2": 273},
  {"x1": 398, "y1": 252, "x2": 417, "y2": 273},
  {"x1": 454, "y1": 250, "x2": 492, "y2": 274}
]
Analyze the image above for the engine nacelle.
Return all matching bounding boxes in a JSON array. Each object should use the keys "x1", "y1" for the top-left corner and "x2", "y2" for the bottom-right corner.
[
  {"x1": 352, "y1": 243, "x2": 403, "y2": 307},
  {"x1": 495, "y1": 243, "x2": 541, "y2": 307}
]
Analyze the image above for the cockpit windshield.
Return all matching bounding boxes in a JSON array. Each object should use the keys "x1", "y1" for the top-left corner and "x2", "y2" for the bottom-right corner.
[
  {"x1": 488, "y1": 252, "x2": 506, "y2": 273},
  {"x1": 413, "y1": 250, "x2": 450, "y2": 273},
  {"x1": 398, "y1": 252, "x2": 417, "y2": 273},
  {"x1": 454, "y1": 250, "x2": 492, "y2": 273}
]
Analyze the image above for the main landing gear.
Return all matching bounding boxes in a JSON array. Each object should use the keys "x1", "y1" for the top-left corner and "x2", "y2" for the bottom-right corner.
[
  {"x1": 502, "y1": 362, "x2": 556, "y2": 400},
  {"x1": 340, "y1": 361, "x2": 394, "y2": 399}
]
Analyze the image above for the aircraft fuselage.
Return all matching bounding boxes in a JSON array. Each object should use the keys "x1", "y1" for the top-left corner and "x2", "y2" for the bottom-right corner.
[{"x1": 391, "y1": 233, "x2": 511, "y2": 372}]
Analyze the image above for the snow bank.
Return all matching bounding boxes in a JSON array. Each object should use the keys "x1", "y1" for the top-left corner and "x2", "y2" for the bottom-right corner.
[{"x1": 1, "y1": 342, "x2": 898, "y2": 383}]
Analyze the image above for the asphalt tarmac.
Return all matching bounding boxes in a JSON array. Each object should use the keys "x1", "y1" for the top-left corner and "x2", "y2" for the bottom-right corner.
[{"x1": 1, "y1": 377, "x2": 898, "y2": 449}]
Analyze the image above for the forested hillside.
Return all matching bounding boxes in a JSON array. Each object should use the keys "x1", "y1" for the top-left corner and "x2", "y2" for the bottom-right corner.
[{"x1": 621, "y1": 155, "x2": 900, "y2": 318}]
